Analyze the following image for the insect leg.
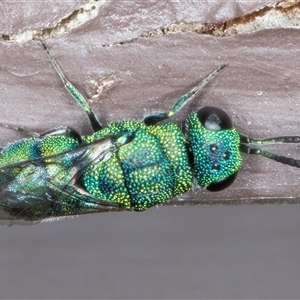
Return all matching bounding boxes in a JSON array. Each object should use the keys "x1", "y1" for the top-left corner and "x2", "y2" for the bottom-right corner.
[
  {"x1": 0, "y1": 122, "x2": 40, "y2": 137},
  {"x1": 0, "y1": 122, "x2": 82, "y2": 145},
  {"x1": 240, "y1": 133, "x2": 300, "y2": 168},
  {"x1": 40, "y1": 126, "x2": 82, "y2": 143},
  {"x1": 41, "y1": 42, "x2": 102, "y2": 132},
  {"x1": 143, "y1": 64, "x2": 228, "y2": 125}
]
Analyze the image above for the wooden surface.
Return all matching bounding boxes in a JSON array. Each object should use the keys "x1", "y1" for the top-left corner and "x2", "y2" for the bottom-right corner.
[
  {"x1": 1, "y1": 2, "x2": 300, "y2": 300},
  {"x1": 0, "y1": 1, "x2": 300, "y2": 207}
]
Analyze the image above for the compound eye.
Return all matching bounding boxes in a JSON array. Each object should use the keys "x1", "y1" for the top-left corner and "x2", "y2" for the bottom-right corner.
[
  {"x1": 197, "y1": 107, "x2": 232, "y2": 130},
  {"x1": 206, "y1": 172, "x2": 237, "y2": 192}
]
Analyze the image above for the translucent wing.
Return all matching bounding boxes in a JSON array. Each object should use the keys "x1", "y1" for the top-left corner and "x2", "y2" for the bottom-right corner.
[{"x1": 0, "y1": 136, "x2": 127, "y2": 225}]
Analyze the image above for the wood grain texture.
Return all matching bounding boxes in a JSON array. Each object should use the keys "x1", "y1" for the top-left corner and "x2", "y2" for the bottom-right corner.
[{"x1": 0, "y1": 1, "x2": 300, "y2": 206}]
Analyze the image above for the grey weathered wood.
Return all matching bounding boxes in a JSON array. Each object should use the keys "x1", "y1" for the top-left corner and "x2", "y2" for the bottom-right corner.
[{"x1": 0, "y1": 1, "x2": 300, "y2": 206}]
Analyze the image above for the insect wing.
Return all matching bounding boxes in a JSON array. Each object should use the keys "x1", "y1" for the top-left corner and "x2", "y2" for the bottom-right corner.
[{"x1": 0, "y1": 136, "x2": 124, "y2": 225}]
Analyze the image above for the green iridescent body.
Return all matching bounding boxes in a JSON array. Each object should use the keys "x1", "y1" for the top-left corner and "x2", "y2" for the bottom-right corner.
[
  {"x1": 83, "y1": 117, "x2": 241, "y2": 210},
  {"x1": 0, "y1": 113, "x2": 241, "y2": 222},
  {"x1": 1, "y1": 43, "x2": 299, "y2": 225}
]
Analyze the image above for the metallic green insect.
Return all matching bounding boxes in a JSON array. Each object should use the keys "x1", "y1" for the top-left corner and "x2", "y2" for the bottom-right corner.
[{"x1": 0, "y1": 42, "x2": 299, "y2": 225}]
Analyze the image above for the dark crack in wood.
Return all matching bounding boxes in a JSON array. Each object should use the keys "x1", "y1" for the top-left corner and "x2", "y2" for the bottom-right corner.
[
  {"x1": 1, "y1": 0, "x2": 300, "y2": 45},
  {"x1": 140, "y1": 1, "x2": 300, "y2": 38}
]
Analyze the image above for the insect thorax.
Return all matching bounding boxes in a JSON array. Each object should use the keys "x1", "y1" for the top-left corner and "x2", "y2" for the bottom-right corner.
[{"x1": 83, "y1": 120, "x2": 193, "y2": 211}]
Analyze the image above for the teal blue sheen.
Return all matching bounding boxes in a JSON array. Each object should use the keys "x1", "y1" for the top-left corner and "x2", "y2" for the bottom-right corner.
[{"x1": 188, "y1": 113, "x2": 242, "y2": 187}]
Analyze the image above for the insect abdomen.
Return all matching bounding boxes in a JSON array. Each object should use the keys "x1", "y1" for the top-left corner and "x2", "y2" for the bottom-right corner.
[
  {"x1": 0, "y1": 135, "x2": 80, "y2": 220},
  {"x1": 83, "y1": 120, "x2": 193, "y2": 210}
]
